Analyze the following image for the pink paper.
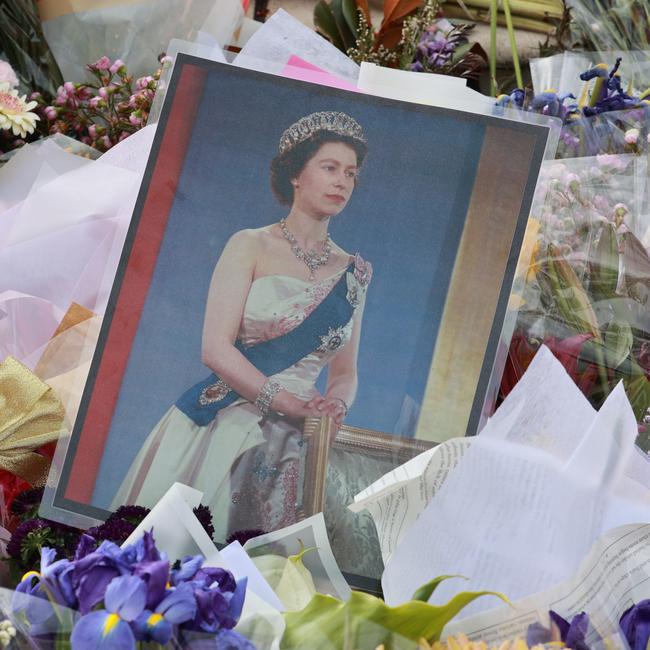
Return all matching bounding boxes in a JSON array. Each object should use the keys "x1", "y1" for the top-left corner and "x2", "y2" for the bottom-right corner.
[{"x1": 281, "y1": 55, "x2": 359, "y2": 92}]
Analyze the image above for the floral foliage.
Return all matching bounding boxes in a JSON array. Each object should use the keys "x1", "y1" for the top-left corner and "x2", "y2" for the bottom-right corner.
[
  {"x1": 5, "y1": 489, "x2": 216, "y2": 577},
  {"x1": 314, "y1": 0, "x2": 485, "y2": 77},
  {"x1": 0, "y1": 56, "x2": 165, "y2": 155},
  {"x1": 497, "y1": 59, "x2": 650, "y2": 158},
  {"x1": 15, "y1": 531, "x2": 254, "y2": 649},
  {"x1": 501, "y1": 157, "x2": 650, "y2": 445}
]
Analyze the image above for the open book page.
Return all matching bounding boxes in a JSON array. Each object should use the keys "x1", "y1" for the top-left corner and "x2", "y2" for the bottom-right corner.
[
  {"x1": 349, "y1": 438, "x2": 472, "y2": 563},
  {"x1": 443, "y1": 523, "x2": 650, "y2": 648}
]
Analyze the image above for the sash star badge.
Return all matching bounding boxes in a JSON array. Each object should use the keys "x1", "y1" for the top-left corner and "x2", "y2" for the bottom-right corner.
[{"x1": 317, "y1": 326, "x2": 346, "y2": 353}]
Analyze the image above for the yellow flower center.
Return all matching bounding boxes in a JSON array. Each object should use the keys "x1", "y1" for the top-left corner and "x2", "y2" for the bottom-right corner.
[
  {"x1": 147, "y1": 613, "x2": 164, "y2": 627},
  {"x1": 102, "y1": 613, "x2": 120, "y2": 637},
  {"x1": 20, "y1": 570, "x2": 41, "y2": 583}
]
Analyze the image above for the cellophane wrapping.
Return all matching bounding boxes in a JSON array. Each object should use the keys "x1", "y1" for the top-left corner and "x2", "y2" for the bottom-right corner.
[{"x1": 500, "y1": 154, "x2": 650, "y2": 447}]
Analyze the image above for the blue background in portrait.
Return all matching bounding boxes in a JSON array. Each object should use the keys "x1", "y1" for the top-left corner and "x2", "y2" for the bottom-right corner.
[{"x1": 92, "y1": 64, "x2": 485, "y2": 507}]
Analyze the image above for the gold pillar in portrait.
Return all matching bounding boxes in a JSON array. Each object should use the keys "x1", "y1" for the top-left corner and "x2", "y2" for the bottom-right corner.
[{"x1": 416, "y1": 125, "x2": 537, "y2": 443}]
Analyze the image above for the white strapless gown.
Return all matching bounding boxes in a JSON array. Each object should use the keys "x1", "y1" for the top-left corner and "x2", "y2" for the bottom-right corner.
[{"x1": 112, "y1": 268, "x2": 353, "y2": 542}]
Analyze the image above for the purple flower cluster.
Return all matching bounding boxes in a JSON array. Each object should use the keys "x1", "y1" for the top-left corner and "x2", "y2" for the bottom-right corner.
[
  {"x1": 14, "y1": 531, "x2": 255, "y2": 650},
  {"x1": 410, "y1": 20, "x2": 480, "y2": 77},
  {"x1": 496, "y1": 59, "x2": 650, "y2": 158}
]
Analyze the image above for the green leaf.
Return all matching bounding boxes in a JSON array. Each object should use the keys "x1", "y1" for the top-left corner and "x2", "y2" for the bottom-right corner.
[
  {"x1": 603, "y1": 321, "x2": 634, "y2": 369},
  {"x1": 341, "y1": 0, "x2": 360, "y2": 37},
  {"x1": 330, "y1": 0, "x2": 357, "y2": 50},
  {"x1": 411, "y1": 575, "x2": 466, "y2": 602},
  {"x1": 623, "y1": 364, "x2": 650, "y2": 424},
  {"x1": 314, "y1": 0, "x2": 346, "y2": 51},
  {"x1": 281, "y1": 584, "x2": 509, "y2": 648},
  {"x1": 589, "y1": 223, "x2": 619, "y2": 298}
]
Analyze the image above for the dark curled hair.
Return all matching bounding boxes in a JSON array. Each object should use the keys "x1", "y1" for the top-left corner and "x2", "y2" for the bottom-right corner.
[{"x1": 270, "y1": 131, "x2": 368, "y2": 206}]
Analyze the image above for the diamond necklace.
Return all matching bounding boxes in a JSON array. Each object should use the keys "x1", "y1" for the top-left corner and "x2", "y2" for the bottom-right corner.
[{"x1": 279, "y1": 218, "x2": 332, "y2": 281}]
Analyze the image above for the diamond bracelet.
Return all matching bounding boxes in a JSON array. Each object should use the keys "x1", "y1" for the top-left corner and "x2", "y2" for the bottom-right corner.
[{"x1": 255, "y1": 379, "x2": 282, "y2": 415}]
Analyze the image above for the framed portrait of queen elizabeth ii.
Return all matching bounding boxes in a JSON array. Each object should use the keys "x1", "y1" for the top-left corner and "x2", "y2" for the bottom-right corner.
[{"x1": 51, "y1": 54, "x2": 550, "y2": 590}]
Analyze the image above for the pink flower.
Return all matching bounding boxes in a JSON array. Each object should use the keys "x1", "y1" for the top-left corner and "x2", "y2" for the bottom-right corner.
[
  {"x1": 44, "y1": 106, "x2": 57, "y2": 120},
  {"x1": 77, "y1": 86, "x2": 93, "y2": 100},
  {"x1": 592, "y1": 194, "x2": 609, "y2": 212},
  {"x1": 136, "y1": 76, "x2": 154, "y2": 90},
  {"x1": 94, "y1": 56, "x2": 111, "y2": 70},
  {"x1": 0, "y1": 60, "x2": 19, "y2": 88},
  {"x1": 624, "y1": 128, "x2": 640, "y2": 145},
  {"x1": 118, "y1": 132, "x2": 130, "y2": 142},
  {"x1": 596, "y1": 153, "x2": 627, "y2": 170},
  {"x1": 109, "y1": 59, "x2": 125, "y2": 75},
  {"x1": 565, "y1": 172, "x2": 580, "y2": 194},
  {"x1": 88, "y1": 96, "x2": 103, "y2": 109},
  {"x1": 159, "y1": 55, "x2": 173, "y2": 65},
  {"x1": 101, "y1": 135, "x2": 113, "y2": 149},
  {"x1": 63, "y1": 81, "x2": 75, "y2": 95},
  {"x1": 98, "y1": 86, "x2": 109, "y2": 99},
  {"x1": 129, "y1": 111, "x2": 142, "y2": 126},
  {"x1": 88, "y1": 124, "x2": 97, "y2": 138}
]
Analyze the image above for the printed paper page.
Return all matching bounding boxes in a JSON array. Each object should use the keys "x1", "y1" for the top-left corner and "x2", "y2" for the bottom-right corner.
[
  {"x1": 350, "y1": 438, "x2": 471, "y2": 563},
  {"x1": 382, "y1": 382, "x2": 644, "y2": 613},
  {"x1": 443, "y1": 523, "x2": 650, "y2": 648}
]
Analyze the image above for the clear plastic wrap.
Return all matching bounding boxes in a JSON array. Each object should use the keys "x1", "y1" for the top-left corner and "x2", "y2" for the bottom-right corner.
[
  {"x1": 499, "y1": 154, "x2": 650, "y2": 446},
  {"x1": 558, "y1": 105, "x2": 650, "y2": 158},
  {"x1": 567, "y1": 0, "x2": 650, "y2": 53},
  {"x1": 530, "y1": 51, "x2": 650, "y2": 98},
  {"x1": 38, "y1": 0, "x2": 244, "y2": 82}
]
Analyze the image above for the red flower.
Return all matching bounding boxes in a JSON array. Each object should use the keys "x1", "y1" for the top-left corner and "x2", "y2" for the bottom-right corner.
[
  {"x1": 500, "y1": 332, "x2": 599, "y2": 401},
  {"x1": 500, "y1": 331, "x2": 540, "y2": 399}
]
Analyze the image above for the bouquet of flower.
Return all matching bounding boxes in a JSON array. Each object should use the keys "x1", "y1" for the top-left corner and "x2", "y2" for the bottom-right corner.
[
  {"x1": 501, "y1": 155, "x2": 650, "y2": 446},
  {"x1": 0, "y1": 57, "x2": 163, "y2": 155},
  {"x1": 11, "y1": 530, "x2": 253, "y2": 649}
]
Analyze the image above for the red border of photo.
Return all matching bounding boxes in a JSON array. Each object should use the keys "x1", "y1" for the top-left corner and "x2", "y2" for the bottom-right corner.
[{"x1": 65, "y1": 64, "x2": 207, "y2": 502}]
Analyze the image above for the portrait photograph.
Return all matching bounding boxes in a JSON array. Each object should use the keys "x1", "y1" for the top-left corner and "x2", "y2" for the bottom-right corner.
[{"x1": 52, "y1": 54, "x2": 550, "y2": 589}]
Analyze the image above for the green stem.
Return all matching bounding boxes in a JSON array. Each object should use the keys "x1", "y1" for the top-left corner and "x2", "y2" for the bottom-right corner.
[
  {"x1": 502, "y1": 0, "x2": 523, "y2": 89},
  {"x1": 489, "y1": 0, "x2": 498, "y2": 95},
  {"x1": 592, "y1": 341, "x2": 610, "y2": 401}
]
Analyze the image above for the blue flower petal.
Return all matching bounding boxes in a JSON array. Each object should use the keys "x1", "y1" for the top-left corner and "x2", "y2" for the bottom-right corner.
[
  {"x1": 227, "y1": 578, "x2": 247, "y2": 623},
  {"x1": 105, "y1": 575, "x2": 147, "y2": 621},
  {"x1": 172, "y1": 555, "x2": 204, "y2": 584},
  {"x1": 158, "y1": 583, "x2": 197, "y2": 623},
  {"x1": 133, "y1": 610, "x2": 174, "y2": 645},
  {"x1": 71, "y1": 610, "x2": 136, "y2": 650}
]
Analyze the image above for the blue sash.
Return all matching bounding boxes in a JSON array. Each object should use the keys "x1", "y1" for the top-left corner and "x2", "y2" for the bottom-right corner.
[{"x1": 176, "y1": 264, "x2": 355, "y2": 425}]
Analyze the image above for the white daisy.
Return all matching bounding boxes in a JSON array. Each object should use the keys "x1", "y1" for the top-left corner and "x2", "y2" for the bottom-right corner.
[{"x1": 0, "y1": 82, "x2": 39, "y2": 138}]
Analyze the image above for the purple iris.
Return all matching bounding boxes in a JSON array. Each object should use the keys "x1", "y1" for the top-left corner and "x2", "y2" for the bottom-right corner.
[
  {"x1": 16, "y1": 531, "x2": 251, "y2": 649},
  {"x1": 526, "y1": 610, "x2": 591, "y2": 649},
  {"x1": 183, "y1": 628, "x2": 258, "y2": 649},
  {"x1": 171, "y1": 555, "x2": 204, "y2": 585},
  {"x1": 72, "y1": 540, "x2": 132, "y2": 614},
  {"x1": 530, "y1": 91, "x2": 577, "y2": 120},
  {"x1": 15, "y1": 547, "x2": 77, "y2": 609},
  {"x1": 71, "y1": 575, "x2": 146, "y2": 650},
  {"x1": 620, "y1": 599, "x2": 650, "y2": 650},
  {"x1": 186, "y1": 571, "x2": 248, "y2": 633},
  {"x1": 132, "y1": 582, "x2": 197, "y2": 644}
]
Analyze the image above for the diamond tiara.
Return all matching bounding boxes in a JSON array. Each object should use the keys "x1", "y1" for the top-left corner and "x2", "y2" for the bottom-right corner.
[{"x1": 278, "y1": 111, "x2": 366, "y2": 154}]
